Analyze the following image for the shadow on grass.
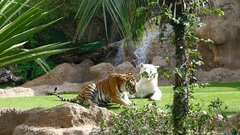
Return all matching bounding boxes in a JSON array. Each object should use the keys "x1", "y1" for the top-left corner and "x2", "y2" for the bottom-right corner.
[
  {"x1": 207, "y1": 82, "x2": 240, "y2": 89},
  {"x1": 105, "y1": 105, "x2": 121, "y2": 111},
  {"x1": 222, "y1": 110, "x2": 238, "y2": 116}
]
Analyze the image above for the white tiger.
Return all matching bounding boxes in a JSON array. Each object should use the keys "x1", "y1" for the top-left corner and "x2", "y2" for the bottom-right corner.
[{"x1": 135, "y1": 63, "x2": 162, "y2": 101}]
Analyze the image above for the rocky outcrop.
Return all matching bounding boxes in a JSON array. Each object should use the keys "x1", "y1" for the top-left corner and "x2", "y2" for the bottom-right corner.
[
  {"x1": 0, "y1": 68, "x2": 23, "y2": 85},
  {"x1": 90, "y1": 61, "x2": 140, "y2": 81},
  {"x1": 0, "y1": 103, "x2": 114, "y2": 135},
  {"x1": 22, "y1": 59, "x2": 94, "y2": 87},
  {"x1": 22, "y1": 61, "x2": 139, "y2": 88},
  {"x1": 115, "y1": 61, "x2": 138, "y2": 74},
  {"x1": 197, "y1": 0, "x2": 240, "y2": 70},
  {"x1": 90, "y1": 63, "x2": 115, "y2": 80},
  {"x1": 151, "y1": 56, "x2": 168, "y2": 67},
  {"x1": 196, "y1": 68, "x2": 240, "y2": 83}
]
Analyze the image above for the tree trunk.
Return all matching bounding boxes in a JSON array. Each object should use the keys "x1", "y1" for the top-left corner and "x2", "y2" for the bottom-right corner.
[{"x1": 171, "y1": 1, "x2": 190, "y2": 134}]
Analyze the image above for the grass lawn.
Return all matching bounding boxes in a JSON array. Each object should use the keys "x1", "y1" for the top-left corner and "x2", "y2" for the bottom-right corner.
[{"x1": 0, "y1": 82, "x2": 239, "y2": 115}]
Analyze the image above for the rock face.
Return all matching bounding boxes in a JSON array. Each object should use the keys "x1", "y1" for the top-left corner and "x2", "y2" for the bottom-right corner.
[
  {"x1": 0, "y1": 68, "x2": 23, "y2": 85},
  {"x1": 22, "y1": 59, "x2": 94, "y2": 87},
  {"x1": 151, "y1": 56, "x2": 168, "y2": 67},
  {"x1": 90, "y1": 61, "x2": 139, "y2": 81},
  {"x1": 90, "y1": 63, "x2": 115, "y2": 80},
  {"x1": 0, "y1": 103, "x2": 114, "y2": 135},
  {"x1": 22, "y1": 61, "x2": 139, "y2": 88},
  {"x1": 196, "y1": 68, "x2": 240, "y2": 83},
  {"x1": 197, "y1": 0, "x2": 240, "y2": 70},
  {"x1": 115, "y1": 61, "x2": 138, "y2": 74}
]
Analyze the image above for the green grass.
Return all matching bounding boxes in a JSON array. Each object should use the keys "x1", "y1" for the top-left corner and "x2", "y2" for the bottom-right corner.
[{"x1": 0, "y1": 82, "x2": 239, "y2": 115}]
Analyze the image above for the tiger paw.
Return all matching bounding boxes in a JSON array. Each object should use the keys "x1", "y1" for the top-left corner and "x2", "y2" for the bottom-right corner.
[
  {"x1": 126, "y1": 100, "x2": 132, "y2": 105},
  {"x1": 150, "y1": 91, "x2": 162, "y2": 101}
]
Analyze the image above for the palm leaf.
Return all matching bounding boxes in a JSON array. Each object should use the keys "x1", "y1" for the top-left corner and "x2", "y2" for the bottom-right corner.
[
  {"x1": 75, "y1": 0, "x2": 150, "y2": 42},
  {"x1": 76, "y1": 40, "x2": 107, "y2": 54},
  {"x1": 75, "y1": 0, "x2": 102, "y2": 37},
  {"x1": 0, "y1": 48, "x2": 74, "y2": 68},
  {"x1": 0, "y1": 0, "x2": 54, "y2": 41},
  {"x1": 0, "y1": 18, "x2": 62, "y2": 52},
  {"x1": 35, "y1": 58, "x2": 51, "y2": 73},
  {"x1": 0, "y1": 0, "x2": 80, "y2": 69},
  {"x1": 0, "y1": 0, "x2": 30, "y2": 27}
]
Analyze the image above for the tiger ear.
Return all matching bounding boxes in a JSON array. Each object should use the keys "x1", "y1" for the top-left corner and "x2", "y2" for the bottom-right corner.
[
  {"x1": 140, "y1": 63, "x2": 144, "y2": 67},
  {"x1": 110, "y1": 73, "x2": 121, "y2": 79},
  {"x1": 111, "y1": 73, "x2": 125, "y2": 80},
  {"x1": 121, "y1": 73, "x2": 133, "y2": 81}
]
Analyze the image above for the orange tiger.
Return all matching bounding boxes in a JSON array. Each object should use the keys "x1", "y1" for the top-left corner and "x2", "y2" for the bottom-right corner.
[{"x1": 54, "y1": 73, "x2": 137, "y2": 106}]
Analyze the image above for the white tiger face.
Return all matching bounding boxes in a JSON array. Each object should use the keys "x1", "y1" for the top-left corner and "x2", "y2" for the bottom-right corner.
[{"x1": 139, "y1": 63, "x2": 159, "y2": 80}]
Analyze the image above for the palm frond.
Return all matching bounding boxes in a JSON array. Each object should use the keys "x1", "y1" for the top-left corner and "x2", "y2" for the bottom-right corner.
[
  {"x1": 0, "y1": 0, "x2": 30, "y2": 27},
  {"x1": 0, "y1": 0, "x2": 80, "y2": 68},
  {"x1": 75, "y1": 0, "x2": 102, "y2": 37},
  {"x1": 75, "y1": 0, "x2": 152, "y2": 42}
]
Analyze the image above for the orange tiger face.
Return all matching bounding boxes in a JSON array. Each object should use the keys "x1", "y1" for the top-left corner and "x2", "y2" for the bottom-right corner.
[{"x1": 122, "y1": 73, "x2": 137, "y2": 95}]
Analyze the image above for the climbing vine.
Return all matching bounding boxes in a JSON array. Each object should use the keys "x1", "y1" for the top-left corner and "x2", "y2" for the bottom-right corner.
[{"x1": 152, "y1": 0, "x2": 224, "y2": 133}]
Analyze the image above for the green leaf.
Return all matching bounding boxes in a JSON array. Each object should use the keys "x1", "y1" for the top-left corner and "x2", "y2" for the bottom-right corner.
[
  {"x1": 0, "y1": 0, "x2": 74, "y2": 68},
  {"x1": 0, "y1": 18, "x2": 62, "y2": 52}
]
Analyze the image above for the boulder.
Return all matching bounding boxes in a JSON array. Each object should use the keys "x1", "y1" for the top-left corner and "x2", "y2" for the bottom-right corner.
[
  {"x1": 22, "y1": 59, "x2": 94, "y2": 87},
  {"x1": 226, "y1": 112, "x2": 240, "y2": 130},
  {"x1": 90, "y1": 63, "x2": 115, "y2": 80},
  {"x1": 0, "y1": 103, "x2": 114, "y2": 135},
  {"x1": 0, "y1": 67, "x2": 23, "y2": 85},
  {"x1": 115, "y1": 61, "x2": 137, "y2": 74},
  {"x1": 13, "y1": 125, "x2": 97, "y2": 135},
  {"x1": 0, "y1": 87, "x2": 34, "y2": 98},
  {"x1": 151, "y1": 56, "x2": 168, "y2": 67},
  {"x1": 196, "y1": 0, "x2": 240, "y2": 69},
  {"x1": 196, "y1": 68, "x2": 240, "y2": 83}
]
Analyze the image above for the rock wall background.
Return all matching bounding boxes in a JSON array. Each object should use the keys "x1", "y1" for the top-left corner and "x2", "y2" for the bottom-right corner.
[{"x1": 197, "y1": 0, "x2": 240, "y2": 70}]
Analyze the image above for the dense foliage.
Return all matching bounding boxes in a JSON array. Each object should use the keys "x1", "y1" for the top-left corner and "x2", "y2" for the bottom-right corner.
[
  {"x1": 101, "y1": 99, "x2": 237, "y2": 134},
  {"x1": 14, "y1": 59, "x2": 56, "y2": 81},
  {"x1": 0, "y1": 0, "x2": 76, "y2": 68}
]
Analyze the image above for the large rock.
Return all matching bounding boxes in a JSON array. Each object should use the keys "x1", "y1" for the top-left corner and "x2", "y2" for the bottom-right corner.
[
  {"x1": 13, "y1": 125, "x2": 97, "y2": 135},
  {"x1": 90, "y1": 61, "x2": 139, "y2": 81},
  {"x1": 22, "y1": 59, "x2": 94, "y2": 87},
  {"x1": 0, "y1": 103, "x2": 114, "y2": 135},
  {"x1": 196, "y1": 68, "x2": 240, "y2": 83},
  {"x1": 115, "y1": 61, "x2": 137, "y2": 74},
  {"x1": 0, "y1": 67, "x2": 23, "y2": 85},
  {"x1": 0, "y1": 87, "x2": 34, "y2": 98},
  {"x1": 197, "y1": 0, "x2": 240, "y2": 70},
  {"x1": 90, "y1": 63, "x2": 115, "y2": 80},
  {"x1": 151, "y1": 56, "x2": 168, "y2": 67}
]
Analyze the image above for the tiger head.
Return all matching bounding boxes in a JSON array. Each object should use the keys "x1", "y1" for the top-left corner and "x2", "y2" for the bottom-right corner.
[
  {"x1": 122, "y1": 72, "x2": 137, "y2": 95},
  {"x1": 111, "y1": 72, "x2": 137, "y2": 95}
]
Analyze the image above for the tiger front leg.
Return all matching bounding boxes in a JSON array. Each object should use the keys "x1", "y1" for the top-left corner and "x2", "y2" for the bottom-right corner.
[
  {"x1": 122, "y1": 92, "x2": 132, "y2": 105},
  {"x1": 112, "y1": 96, "x2": 132, "y2": 106}
]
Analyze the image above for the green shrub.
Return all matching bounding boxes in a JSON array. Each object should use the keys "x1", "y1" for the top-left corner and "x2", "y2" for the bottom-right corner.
[
  {"x1": 14, "y1": 58, "x2": 56, "y2": 81},
  {"x1": 102, "y1": 99, "x2": 235, "y2": 134},
  {"x1": 109, "y1": 103, "x2": 172, "y2": 135}
]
